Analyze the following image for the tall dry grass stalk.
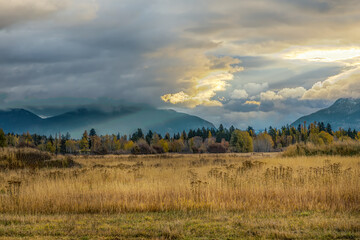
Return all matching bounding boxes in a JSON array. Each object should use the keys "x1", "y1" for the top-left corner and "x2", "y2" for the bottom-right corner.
[{"x1": 0, "y1": 153, "x2": 359, "y2": 214}]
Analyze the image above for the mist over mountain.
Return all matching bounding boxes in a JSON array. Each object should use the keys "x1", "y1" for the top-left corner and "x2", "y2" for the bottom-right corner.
[
  {"x1": 292, "y1": 98, "x2": 360, "y2": 130},
  {"x1": 0, "y1": 105, "x2": 215, "y2": 138}
]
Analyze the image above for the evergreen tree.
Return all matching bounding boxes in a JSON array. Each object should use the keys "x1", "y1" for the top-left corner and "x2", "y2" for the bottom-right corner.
[
  {"x1": 247, "y1": 126, "x2": 255, "y2": 137},
  {"x1": 60, "y1": 135, "x2": 67, "y2": 154},
  {"x1": 196, "y1": 128, "x2": 202, "y2": 137},
  {"x1": 188, "y1": 129, "x2": 194, "y2": 139},
  {"x1": 131, "y1": 128, "x2": 144, "y2": 141},
  {"x1": 164, "y1": 133, "x2": 170, "y2": 141},
  {"x1": 297, "y1": 124, "x2": 302, "y2": 133},
  {"x1": 324, "y1": 123, "x2": 331, "y2": 134},
  {"x1": 216, "y1": 124, "x2": 226, "y2": 143},
  {"x1": 318, "y1": 122, "x2": 325, "y2": 132},
  {"x1": 181, "y1": 130, "x2": 188, "y2": 140},
  {"x1": 55, "y1": 133, "x2": 59, "y2": 155},
  {"x1": 89, "y1": 128, "x2": 97, "y2": 137},
  {"x1": 348, "y1": 128, "x2": 355, "y2": 139},
  {"x1": 145, "y1": 130, "x2": 153, "y2": 144},
  {"x1": 65, "y1": 132, "x2": 71, "y2": 140},
  {"x1": 0, "y1": 129, "x2": 7, "y2": 148},
  {"x1": 49, "y1": 135, "x2": 54, "y2": 144},
  {"x1": 229, "y1": 125, "x2": 235, "y2": 134},
  {"x1": 268, "y1": 127, "x2": 277, "y2": 145}
]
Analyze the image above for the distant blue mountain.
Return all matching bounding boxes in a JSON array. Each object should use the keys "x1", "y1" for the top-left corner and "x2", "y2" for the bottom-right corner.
[
  {"x1": 0, "y1": 106, "x2": 215, "y2": 138},
  {"x1": 292, "y1": 98, "x2": 360, "y2": 130}
]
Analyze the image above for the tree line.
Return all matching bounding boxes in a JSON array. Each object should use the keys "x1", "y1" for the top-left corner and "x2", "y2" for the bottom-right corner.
[{"x1": 0, "y1": 122, "x2": 359, "y2": 154}]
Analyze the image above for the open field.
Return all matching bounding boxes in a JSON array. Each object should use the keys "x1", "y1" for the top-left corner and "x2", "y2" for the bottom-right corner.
[{"x1": 0, "y1": 152, "x2": 359, "y2": 239}]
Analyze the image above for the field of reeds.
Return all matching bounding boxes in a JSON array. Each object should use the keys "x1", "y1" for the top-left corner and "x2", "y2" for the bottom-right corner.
[{"x1": 0, "y1": 148, "x2": 359, "y2": 239}]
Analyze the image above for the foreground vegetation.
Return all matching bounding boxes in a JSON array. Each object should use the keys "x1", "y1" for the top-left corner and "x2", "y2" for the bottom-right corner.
[
  {"x1": 0, "y1": 150, "x2": 359, "y2": 238},
  {"x1": 1, "y1": 153, "x2": 359, "y2": 213}
]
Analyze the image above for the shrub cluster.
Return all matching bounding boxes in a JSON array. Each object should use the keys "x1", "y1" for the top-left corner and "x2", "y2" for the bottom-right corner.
[
  {"x1": 0, "y1": 149, "x2": 77, "y2": 169},
  {"x1": 283, "y1": 141, "x2": 360, "y2": 157}
]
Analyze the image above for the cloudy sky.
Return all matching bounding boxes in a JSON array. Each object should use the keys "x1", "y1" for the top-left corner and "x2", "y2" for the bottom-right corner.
[{"x1": 1, "y1": 0, "x2": 360, "y2": 129}]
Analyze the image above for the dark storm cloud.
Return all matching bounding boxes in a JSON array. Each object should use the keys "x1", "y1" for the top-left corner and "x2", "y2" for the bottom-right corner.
[
  {"x1": 1, "y1": 0, "x2": 219, "y2": 107},
  {"x1": 1, "y1": 0, "x2": 359, "y2": 129}
]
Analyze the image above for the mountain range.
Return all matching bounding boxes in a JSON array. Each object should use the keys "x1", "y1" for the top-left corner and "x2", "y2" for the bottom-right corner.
[
  {"x1": 292, "y1": 98, "x2": 360, "y2": 130},
  {"x1": 0, "y1": 106, "x2": 215, "y2": 138},
  {"x1": 1, "y1": 98, "x2": 358, "y2": 138}
]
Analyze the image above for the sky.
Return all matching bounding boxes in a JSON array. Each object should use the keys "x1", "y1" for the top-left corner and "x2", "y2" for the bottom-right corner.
[{"x1": 1, "y1": 0, "x2": 360, "y2": 129}]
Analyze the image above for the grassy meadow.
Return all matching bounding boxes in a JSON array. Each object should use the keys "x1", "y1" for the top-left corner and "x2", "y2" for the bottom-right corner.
[{"x1": 0, "y1": 150, "x2": 359, "y2": 239}]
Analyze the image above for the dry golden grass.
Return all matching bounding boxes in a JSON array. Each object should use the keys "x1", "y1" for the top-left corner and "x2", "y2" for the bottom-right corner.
[
  {"x1": 0, "y1": 153, "x2": 359, "y2": 214},
  {"x1": 0, "y1": 151, "x2": 359, "y2": 239}
]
